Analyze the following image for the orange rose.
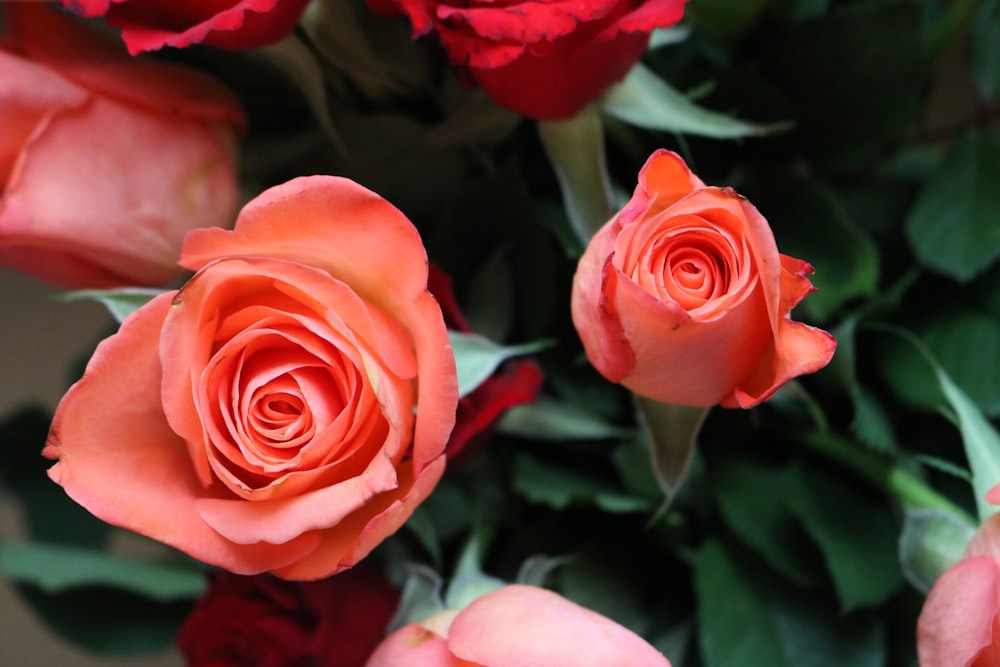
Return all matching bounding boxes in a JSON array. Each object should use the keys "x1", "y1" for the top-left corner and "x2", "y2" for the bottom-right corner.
[
  {"x1": 0, "y1": 4, "x2": 244, "y2": 288},
  {"x1": 365, "y1": 584, "x2": 672, "y2": 667},
  {"x1": 44, "y1": 176, "x2": 458, "y2": 579},
  {"x1": 571, "y1": 149, "x2": 836, "y2": 408}
]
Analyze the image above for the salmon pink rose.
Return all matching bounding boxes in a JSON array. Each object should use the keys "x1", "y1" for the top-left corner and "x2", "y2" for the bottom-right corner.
[
  {"x1": 365, "y1": 584, "x2": 672, "y2": 667},
  {"x1": 0, "y1": 4, "x2": 244, "y2": 288},
  {"x1": 917, "y1": 486, "x2": 1000, "y2": 667},
  {"x1": 60, "y1": 0, "x2": 311, "y2": 54},
  {"x1": 44, "y1": 176, "x2": 458, "y2": 580},
  {"x1": 369, "y1": 0, "x2": 688, "y2": 119},
  {"x1": 571, "y1": 149, "x2": 836, "y2": 408}
]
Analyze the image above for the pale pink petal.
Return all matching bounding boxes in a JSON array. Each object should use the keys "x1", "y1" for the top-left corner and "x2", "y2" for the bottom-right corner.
[
  {"x1": 2, "y1": 96, "x2": 238, "y2": 287},
  {"x1": 918, "y1": 557, "x2": 1000, "y2": 667},
  {"x1": 448, "y1": 585, "x2": 671, "y2": 667},
  {"x1": 365, "y1": 622, "x2": 469, "y2": 667}
]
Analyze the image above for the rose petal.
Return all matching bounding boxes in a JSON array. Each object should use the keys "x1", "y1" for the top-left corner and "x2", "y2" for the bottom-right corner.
[
  {"x1": 182, "y1": 178, "x2": 456, "y2": 470},
  {"x1": 7, "y1": 4, "x2": 246, "y2": 127},
  {"x1": 195, "y1": 449, "x2": 401, "y2": 544},
  {"x1": 44, "y1": 293, "x2": 321, "y2": 573},
  {"x1": 365, "y1": 622, "x2": 468, "y2": 667},
  {"x1": 161, "y1": 257, "x2": 418, "y2": 489},
  {"x1": 447, "y1": 585, "x2": 671, "y2": 667},
  {"x1": 918, "y1": 556, "x2": 1000, "y2": 667},
  {"x1": 67, "y1": 0, "x2": 311, "y2": 54},
  {"x1": 634, "y1": 148, "x2": 706, "y2": 217},
  {"x1": 0, "y1": 49, "x2": 88, "y2": 184},
  {"x1": 2, "y1": 97, "x2": 238, "y2": 286},
  {"x1": 273, "y1": 456, "x2": 445, "y2": 579}
]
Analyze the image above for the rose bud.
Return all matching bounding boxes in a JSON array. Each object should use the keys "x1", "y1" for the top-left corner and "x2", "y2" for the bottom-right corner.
[{"x1": 571, "y1": 149, "x2": 836, "y2": 408}]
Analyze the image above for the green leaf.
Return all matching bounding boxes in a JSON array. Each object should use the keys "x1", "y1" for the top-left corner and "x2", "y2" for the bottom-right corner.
[
  {"x1": 937, "y1": 368, "x2": 1000, "y2": 522},
  {"x1": 388, "y1": 565, "x2": 446, "y2": 631},
  {"x1": 713, "y1": 463, "x2": 823, "y2": 589},
  {"x1": 515, "y1": 554, "x2": 574, "y2": 587},
  {"x1": 462, "y1": 247, "x2": 515, "y2": 343},
  {"x1": 787, "y1": 466, "x2": 903, "y2": 612},
  {"x1": 558, "y1": 557, "x2": 652, "y2": 636},
  {"x1": 0, "y1": 407, "x2": 110, "y2": 547},
  {"x1": 250, "y1": 36, "x2": 347, "y2": 153},
  {"x1": 444, "y1": 535, "x2": 506, "y2": 610},
  {"x1": 299, "y1": 0, "x2": 412, "y2": 97},
  {"x1": 601, "y1": 63, "x2": 792, "y2": 139},
  {"x1": 905, "y1": 129, "x2": 1000, "y2": 281},
  {"x1": 696, "y1": 540, "x2": 785, "y2": 667},
  {"x1": 449, "y1": 332, "x2": 553, "y2": 398},
  {"x1": 688, "y1": 0, "x2": 773, "y2": 44},
  {"x1": 499, "y1": 396, "x2": 634, "y2": 441},
  {"x1": 874, "y1": 325, "x2": 1000, "y2": 521},
  {"x1": 695, "y1": 539, "x2": 886, "y2": 667},
  {"x1": 737, "y1": 170, "x2": 879, "y2": 320},
  {"x1": 403, "y1": 506, "x2": 442, "y2": 569},
  {"x1": 57, "y1": 288, "x2": 165, "y2": 324},
  {"x1": 510, "y1": 453, "x2": 651, "y2": 512},
  {"x1": 924, "y1": 313, "x2": 1000, "y2": 417},
  {"x1": 15, "y1": 584, "x2": 194, "y2": 656},
  {"x1": 635, "y1": 398, "x2": 709, "y2": 507},
  {"x1": 647, "y1": 25, "x2": 692, "y2": 49},
  {"x1": 537, "y1": 106, "x2": 617, "y2": 245},
  {"x1": 970, "y1": 0, "x2": 1000, "y2": 98},
  {"x1": 899, "y1": 507, "x2": 976, "y2": 594},
  {"x1": 0, "y1": 541, "x2": 204, "y2": 602}
]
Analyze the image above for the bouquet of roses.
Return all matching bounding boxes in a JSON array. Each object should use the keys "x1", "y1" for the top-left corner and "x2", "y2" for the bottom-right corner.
[{"x1": 1, "y1": 1, "x2": 998, "y2": 666}]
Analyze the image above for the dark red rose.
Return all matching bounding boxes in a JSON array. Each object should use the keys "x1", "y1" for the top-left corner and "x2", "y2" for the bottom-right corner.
[
  {"x1": 369, "y1": 0, "x2": 688, "y2": 119},
  {"x1": 178, "y1": 564, "x2": 399, "y2": 667},
  {"x1": 427, "y1": 266, "x2": 544, "y2": 460},
  {"x1": 60, "y1": 0, "x2": 311, "y2": 54}
]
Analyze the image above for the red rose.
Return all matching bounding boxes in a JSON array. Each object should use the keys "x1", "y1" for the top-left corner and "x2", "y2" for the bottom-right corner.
[
  {"x1": 0, "y1": 4, "x2": 244, "y2": 288},
  {"x1": 60, "y1": 0, "x2": 311, "y2": 54},
  {"x1": 370, "y1": 0, "x2": 688, "y2": 119},
  {"x1": 427, "y1": 266, "x2": 544, "y2": 460},
  {"x1": 179, "y1": 564, "x2": 400, "y2": 667}
]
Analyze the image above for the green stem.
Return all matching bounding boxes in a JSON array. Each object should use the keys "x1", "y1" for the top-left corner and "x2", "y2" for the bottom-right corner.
[
  {"x1": 537, "y1": 106, "x2": 616, "y2": 247},
  {"x1": 796, "y1": 430, "x2": 977, "y2": 526},
  {"x1": 927, "y1": 0, "x2": 985, "y2": 64}
]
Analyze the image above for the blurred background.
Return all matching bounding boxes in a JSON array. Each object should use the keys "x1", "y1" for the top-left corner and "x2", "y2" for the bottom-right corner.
[{"x1": 0, "y1": 267, "x2": 182, "y2": 667}]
